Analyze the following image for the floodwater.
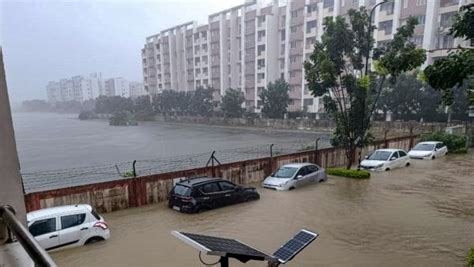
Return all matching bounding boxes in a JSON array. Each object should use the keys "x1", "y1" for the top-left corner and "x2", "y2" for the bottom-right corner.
[
  {"x1": 51, "y1": 153, "x2": 474, "y2": 266},
  {"x1": 12, "y1": 112, "x2": 329, "y2": 172}
]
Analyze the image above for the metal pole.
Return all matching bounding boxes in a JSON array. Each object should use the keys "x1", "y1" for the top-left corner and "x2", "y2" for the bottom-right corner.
[
  {"x1": 365, "y1": 0, "x2": 387, "y2": 76},
  {"x1": 220, "y1": 257, "x2": 229, "y2": 267},
  {"x1": 269, "y1": 144, "x2": 274, "y2": 174},
  {"x1": 132, "y1": 160, "x2": 137, "y2": 178}
]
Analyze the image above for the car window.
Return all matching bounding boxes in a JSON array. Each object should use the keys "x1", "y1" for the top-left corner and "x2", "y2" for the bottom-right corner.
[
  {"x1": 218, "y1": 181, "x2": 236, "y2": 191},
  {"x1": 307, "y1": 165, "x2": 319, "y2": 173},
  {"x1": 273, "y1": 166, "x2": 298, "y2": 178},
  {"x1": 200, "y1": 182, "x2": 220, "y2": 194},
  {"x1": 436, "y1": 143, "x2": 444, "y2": 149},
  {"x1": 29, "y1": 218, "x2": 56, "y2": 237},
  {"x1": 412, "y1": 143, "x2": 435, "y2": 151},
  {"x1": 297, "y1": 166, "x2": 309, "y2": 176},
  {"x1": 399, "y1": 150, "x2": 407, "y2": 157},
  {"x1": 391, "y1": 151, "x2": 399, "y2": 159},
  {"x1": 61, "y1": 214, "x2": 86, "y2": 230},
  {"x1": 173, "y1": 185, "x2": 192, "y2": 196},
  {"x1": 90, "y1": 209, "x2": 101, "y2": 221},
  {"x1": 368, "y1": 151, "x2": 391, "y2": 161}
]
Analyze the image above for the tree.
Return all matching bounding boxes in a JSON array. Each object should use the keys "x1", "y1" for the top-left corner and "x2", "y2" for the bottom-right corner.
[
  {"x1": 189, "y1": 86, "x2": 214, "y2": 116},
  {"x1": 424, "y1": 4, "x2": 474, "y2": 106},
  {"x1": 95, "y1": 95, "x2": 134, "y2": 114},
  {"x1": 221, "y1": 88, "x2": 245, "y2": 118},
  {"x1": 133, "y1": 95, "x2": 155, "y2": 121},
  {"x1": 304, "y1": 9, "x2": 425, "y2": 169},
  {"x1": 259, "y1": 78, "x2": 291, "y2": 119}
]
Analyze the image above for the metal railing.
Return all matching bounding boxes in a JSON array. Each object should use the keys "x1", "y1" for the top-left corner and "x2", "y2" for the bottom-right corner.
[{"x1": 0, "y1": 205, "x2": 57, "y2": 267}]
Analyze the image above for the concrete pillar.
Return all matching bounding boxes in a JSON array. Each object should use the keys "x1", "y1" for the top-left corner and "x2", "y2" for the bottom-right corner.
[{"x1": 0, "y1": 47, "x2": 27, "y2": 225}]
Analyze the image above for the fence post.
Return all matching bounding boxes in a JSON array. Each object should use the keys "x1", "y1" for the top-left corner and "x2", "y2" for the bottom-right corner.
[
  {"x1": 314, "y1": 138, "x2": 320, "y2": 165},
  {"x1": 269, "y1": 144, "x2": 274, "y2": 175},
  {"x1": 409, "y1": 127, "x2": 414, "y2": 150},
  {"x1": 132, "y1": 160, "x2": 137, "y2": 178}
]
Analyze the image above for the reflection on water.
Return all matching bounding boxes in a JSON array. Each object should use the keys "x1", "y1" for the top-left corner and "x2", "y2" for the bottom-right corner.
[{"x1": 51, "y1": 153, "x2": 474, "y2": 266}]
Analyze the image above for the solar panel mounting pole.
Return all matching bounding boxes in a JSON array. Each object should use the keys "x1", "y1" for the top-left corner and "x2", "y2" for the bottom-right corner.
[{"x1": 220, "y1": 256, "x2": 229, "y2": 267}]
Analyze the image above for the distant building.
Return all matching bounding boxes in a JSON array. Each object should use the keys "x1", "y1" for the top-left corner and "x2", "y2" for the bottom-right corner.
[
  {"x1": 104, "y1": 77, "x2": 130, "y2": 98},
  {"x1": 129, "y1": 82, "x2": 146, "y2": 98},
  {"x1": 46, "y1": 81, "x2": 61, "y2": 103},
  {"x1": 141, "y1": 0, "x2": 472, "y2": 113}
]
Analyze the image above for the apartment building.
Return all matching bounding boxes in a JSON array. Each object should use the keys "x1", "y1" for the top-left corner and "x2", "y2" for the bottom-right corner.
[
  {"x1": 104, "y1": 77, "x2": 130, "y2": 98},
  {"x1": 142, "y1": 0, "x2": 472, "y2": 114},
  {"x1": 46, "y1": 73, "x2": 104, "y2": 103},
  {"x1": 129, "y1": 81, "x2": 146, "y2": 98}
]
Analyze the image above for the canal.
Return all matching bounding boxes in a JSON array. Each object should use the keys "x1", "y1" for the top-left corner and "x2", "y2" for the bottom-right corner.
[{"x1": 51, "y1": 152, "x2": 474, "y2": 266}]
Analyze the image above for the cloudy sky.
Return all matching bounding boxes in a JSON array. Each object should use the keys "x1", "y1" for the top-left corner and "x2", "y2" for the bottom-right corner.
[{"x1": 0, "y1": 0, "x2": 243, "y2": 103}]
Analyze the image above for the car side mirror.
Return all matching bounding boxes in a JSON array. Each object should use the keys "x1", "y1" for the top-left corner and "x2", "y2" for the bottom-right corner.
[
  {"x1": 435, "y1": 148, "x2": 438, "y2": 151},
  {"x1": 364, "y1": 155, "x2": 369, "y2": 159},
  {"x1": 390, "y1": 157, "x2": 396, "y2": 161},
  {"x1": 296, "y1": 175, "x2": 303, "y2": 179}
]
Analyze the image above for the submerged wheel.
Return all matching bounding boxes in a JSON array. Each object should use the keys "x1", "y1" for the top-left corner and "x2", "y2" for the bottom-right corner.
[
  {"x1": 432, "y1": 156, "x2": 436, "y2": 160},
  {"x1": 85, "y1": 236, "x2": 104, "y2": 245},
  {"x1": 406, "y1": 162, "x2": 410, "y2": 167},
  {"x1": 385, "y1": 168, "x2": 390, "y2": 171}
]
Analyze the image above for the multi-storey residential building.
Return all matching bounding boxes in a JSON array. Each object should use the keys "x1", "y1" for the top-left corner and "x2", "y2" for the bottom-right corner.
[
  {"x1": 129, "y1": 81, "x2": 146, "y2": 98},
  {"x1": 143, "y1": 0, "x2": 471, "y2": 114},
  {"x1": 46, "y1": 81, "x2": 61, "y2": 103},
  {"x1": 104, "y1": 77, "x2": 130, "y2": 98},
  {"x1": 46, "y1": 73, "x2": 104, "y2": 103}
]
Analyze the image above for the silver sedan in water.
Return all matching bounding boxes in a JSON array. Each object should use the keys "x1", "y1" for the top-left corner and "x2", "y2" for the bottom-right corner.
[{"x1": 262, "y1": 163, "x2": 327, "y2": 191}]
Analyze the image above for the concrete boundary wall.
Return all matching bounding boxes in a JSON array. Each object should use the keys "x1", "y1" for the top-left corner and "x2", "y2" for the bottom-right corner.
[{"x1": 24, "y1": 135, "x2": 419, "y2": 213}]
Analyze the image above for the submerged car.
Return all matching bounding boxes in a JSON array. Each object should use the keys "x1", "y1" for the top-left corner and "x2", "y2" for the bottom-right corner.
[
  {"x1": 27, "y1": 204, "x2": 110, "y2": 251},
  {"x1": 262, "y1": 163, "x2": 327, "y2": 191},
  {"x1": 168, "y1": 176, "x2": 259, "y2": 213},
  {"x1": 360, "y1": 149, "x2": 410, "y2": 171},
  {"x1": 408, "y1": 141, "x2": 448, "y2": 160}
]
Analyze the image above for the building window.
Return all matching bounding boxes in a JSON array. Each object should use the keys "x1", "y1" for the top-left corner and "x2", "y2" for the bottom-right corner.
[
  {"x1": 291, "y1": 26, "x2": 298, "y2": 33},
  {"x1": 415, "y1": 15, "x2": 426, "y2": 25},
  {"x1": 281, "y1": 30, "x2": 286, "y2": 41},
  {"x1": 290, "y1": 55, "x2": 297, "y2": 63},
  {"x1": 307, "y1": 4, "x2": 317, "y2": 14},
  {"x1": 378, "y1": 20, "x2": 393, "y2": 35},
  {"x1": 440, "y1": 12, "x2": 456, "y2": 28},
  {"x1": 291, "y1": 41, "x2": 297, "y2": 48},
  {"x1": 306, "y1": 20, "x2": 317, "y2": 33},
  {"x1": 291, "y1": 10, "x2": 298, "y2": 18},
  {"x1": 416, "y1": 0, "x2": 427, "y2": 6},
  {"x1": 412, "y1": 35, "x2": 424, "y2": 46}
]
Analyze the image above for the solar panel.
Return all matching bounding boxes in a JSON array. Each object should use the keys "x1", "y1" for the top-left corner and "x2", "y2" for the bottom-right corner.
[
  {"x1": 172, "y1": 231, "x2": 272, "y2": 262},
  {"x1": 272, "y1": 229, "x2": 318, "y2": 263}
]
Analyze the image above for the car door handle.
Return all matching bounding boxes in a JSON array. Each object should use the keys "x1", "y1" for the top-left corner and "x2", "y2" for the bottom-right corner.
[
  {"x1": 49, "y1": 234, "x2": 58, "y2": 239},
  {"x1": 80, "y1": 227, "x2": 89, "y2": 231},
  {"x1": 225, "y1": 194, "x2": 231, "y2": 197}
]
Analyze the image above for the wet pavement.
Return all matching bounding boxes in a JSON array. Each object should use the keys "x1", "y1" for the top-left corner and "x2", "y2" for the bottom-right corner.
[{"x1": 51, "y1": 152, "x2": 474, "y2": 266}]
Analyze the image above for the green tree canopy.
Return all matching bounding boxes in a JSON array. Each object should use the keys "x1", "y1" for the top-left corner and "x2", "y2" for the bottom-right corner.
[
  {"x1": 221, "y1": 88, "x2": 245, "y2": 118},
  {"x1": 259, "y1": 78, "x2": 291, "y2": 119},
  {"x1": 304, "y1": 8, "x2": 425, "y2": 168},
  {"x1": 424, "y1": 4, "x2": 474, "y2": 106}
]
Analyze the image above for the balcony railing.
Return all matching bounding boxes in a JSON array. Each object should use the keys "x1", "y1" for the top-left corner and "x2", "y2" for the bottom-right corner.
[{"x1": 1, "y1": 205, "x2": 57, "y2": 267}]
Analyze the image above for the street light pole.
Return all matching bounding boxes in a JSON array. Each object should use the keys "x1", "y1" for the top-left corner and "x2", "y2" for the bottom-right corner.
[{"x1": 365, "y1": 0, "x2": 388, "y2": 76}]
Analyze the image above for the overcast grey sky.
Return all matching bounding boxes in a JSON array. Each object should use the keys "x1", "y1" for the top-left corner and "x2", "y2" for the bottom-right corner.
[{"x1": 0, "y1": 0, "x2": 242, "y2": 103}]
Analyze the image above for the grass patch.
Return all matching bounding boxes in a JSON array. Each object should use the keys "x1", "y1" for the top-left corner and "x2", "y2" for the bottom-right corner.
[
  {"x1": 468, "y1": 246, "x2": 474, "y2": 267},
  {"x1": 326, "y1": 168, "x2": 370, "y2": 179}
]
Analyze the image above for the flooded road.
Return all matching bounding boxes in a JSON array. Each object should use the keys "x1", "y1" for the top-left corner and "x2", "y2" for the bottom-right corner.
[{"x1": 51, "y1": 153, "x2": 474, "y2": 266}]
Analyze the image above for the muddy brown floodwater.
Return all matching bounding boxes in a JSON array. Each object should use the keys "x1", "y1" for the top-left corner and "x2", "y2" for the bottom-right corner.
[{"x1": 51, "y1": 152, "x2": 474, "y2": 266}]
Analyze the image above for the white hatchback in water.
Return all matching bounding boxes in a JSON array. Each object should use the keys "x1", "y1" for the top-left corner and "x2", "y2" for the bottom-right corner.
[
  {"x1": 27, "y1": 204, "x2": 110, "y2": 251},
  {"x1": 408, "y1": 141, "x2": 448, "y2": 160},
  {"x1": 262, "y1": 163, "x2": 327, "y2": 191},
  {"x1": 360, "y1": 149, "x2": 411, "y2": 171}
]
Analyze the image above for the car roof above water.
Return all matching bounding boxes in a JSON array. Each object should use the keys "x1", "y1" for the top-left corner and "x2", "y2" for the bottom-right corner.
[
  {"x1": 27, "y1": 204, "x2": 92, "y2": 222},
  {"x1": 417, "y1": 141, "x2": 442, "y2": 145},
  {"x1": 374, "y1": 148, "x2": 404, "y2": 152},
  {"x1": 177, "y1": 176, "x2": 223, "y2": 187},
  {"x1": 280, "y1": 163, "x2": 317, "y2": 168}
]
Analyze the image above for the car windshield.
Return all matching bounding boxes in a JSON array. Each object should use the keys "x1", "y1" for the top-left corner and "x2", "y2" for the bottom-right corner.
[
  {"x1": 367, "y1": 151, "x2": 392, "y2": 161},
  {"x1": 412, "y1": 143, "x2": 435, "y2": 151},
  {"x1": 172, "y1": 185, "x2": 192, "y2": 196},
  {"x1": 273, "y1": 167, "x2": 298, "y2": 178}
]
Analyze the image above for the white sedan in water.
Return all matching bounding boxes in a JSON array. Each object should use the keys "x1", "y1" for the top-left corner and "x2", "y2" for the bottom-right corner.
[
  {"x1": 408, "y1": 141, "x2": 448, "y2": 160},
  {"x1": 262, "y1": 163, "x2": 327, "y2": 190},
  {"x1": 360, "y1": 149, "x2": 411, "y2": 171}
]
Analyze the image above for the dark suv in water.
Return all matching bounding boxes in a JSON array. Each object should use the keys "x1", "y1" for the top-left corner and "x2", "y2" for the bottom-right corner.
[{"x1": 168, "y1": 177, "x2": 260, "y2": 213}]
